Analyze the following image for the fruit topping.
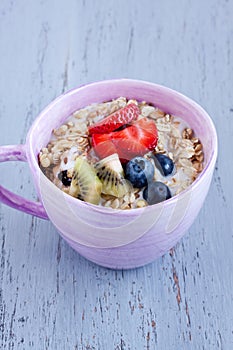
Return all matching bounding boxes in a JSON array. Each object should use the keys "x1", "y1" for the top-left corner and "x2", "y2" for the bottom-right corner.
[
  {"x1": 88, "y1": 103, "x2": 140, "y2": 135},
  {"x1": 91, "y1": 117, "x2": 158, "y2": 161},
  {"x1": 94, "y1": 153, "x2": 132, "y2": 197},
  {"x1": 143, "y1": 181, "x2": 171, "y2": 205},
  {"x1": 58, "y1": 170, "x2": 72, "y2": 187},
  {"x1": 91, "y1": 133, "x2": 116, "y2": 159},
  {"x1": 152, "y1": 153, "x2": 175, "y2": 176},
  {"x1": 125, "y1": 156, "x2": 154, "y2": 188},
  {"x1": 69, "y1": 157, "x2": 102, "y2": 205}
]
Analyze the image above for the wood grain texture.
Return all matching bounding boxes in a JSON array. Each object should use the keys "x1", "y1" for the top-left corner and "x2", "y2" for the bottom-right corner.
[{"x1": 0, "y1": 0, "x2": 232, "y2": 349}]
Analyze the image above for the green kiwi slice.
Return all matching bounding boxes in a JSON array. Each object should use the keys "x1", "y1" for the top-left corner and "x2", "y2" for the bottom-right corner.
[
  {"x1": 94, "y1": 153, "x2": 132, "y2": 198},
  {"x1": 69, "y1": 157, "x2": 102, "y2": 205}
]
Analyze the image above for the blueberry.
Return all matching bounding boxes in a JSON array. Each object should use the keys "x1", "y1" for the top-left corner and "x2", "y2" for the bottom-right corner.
[
  {"x1": 125, "y1": 157, "x2": 154, "y2": 188},
  {"x1": 143, "y1": 181, "x2": 171, "y2": 205},
  {"x1": 152, "y1": 154, "x2": 175, "y2": 176},
  {"x1": 58, "y1": 170, "x2": 72, "y2": 187}
]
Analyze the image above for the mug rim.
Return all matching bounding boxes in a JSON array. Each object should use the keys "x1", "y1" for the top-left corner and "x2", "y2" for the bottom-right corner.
[{"x1": 26, "y1": 78, "x2": 218, "y2": 213}]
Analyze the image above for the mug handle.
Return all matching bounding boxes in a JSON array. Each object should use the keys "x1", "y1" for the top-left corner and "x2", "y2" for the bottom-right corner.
[{"x1": 0, "y1": 144, "x2": 48, "y2": 220}]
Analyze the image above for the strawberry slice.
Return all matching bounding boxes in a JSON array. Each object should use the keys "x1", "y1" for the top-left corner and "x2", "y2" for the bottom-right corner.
[
  {"x1": 88, "y1": 103, "x2": 140, "y2": 135},
  {"x1": 92, "y1": 133, "x2": 117, "y2": 159},
  {"x1": 113, "y1": 118, "x2": 158, "y2": 161},
  {"x1": 92, "y1": 118, "x2": 158, "y2": 161}
]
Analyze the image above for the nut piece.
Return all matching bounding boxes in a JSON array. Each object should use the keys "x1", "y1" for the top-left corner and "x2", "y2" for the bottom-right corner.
[
  {"x1": 192, "y1": 137, "x2": 200, "y2": 145},
  {"x1": 39, "y1": 153, "x2": 51, "y2": 168},
  {"x1": 41, "y1": 147, "x2": 48, "y2": 154},
  {"x1": 195, "y1": 153, "x2": 204, "y2": 163},
  {"x1": 194, "y1": 143, "x2": 202, "y2": 152},
  {"x1": 136, "y1": 199, "x2": 148, "y2": 208},
  {"x1": 67, "y1": 121, "x2": 74, "y2": 128},
  {"x1": 141, "y1": 105, "x2": 155, "y2": 117},
  {"x1": 129, "y1": 193, "x2": 136, "y2": 204},
  {"x1": 192, "y1": 161, "x2": 203, "y2": 173},
  {"x1": 53, "y1": 125, "x2": 68, "y2": 136},
  {"x1": 182, "y1": 128, "x2": 193, "y2": 139},
  {"x1": 165, "y1": 114, "x2": 171, "y2": 122},
  {"x1": 127, "y1": 99, "x2": 138, "y2": 106},
  {"x1": 111, "y1": 198, "x2": 120, "y2": 209}
]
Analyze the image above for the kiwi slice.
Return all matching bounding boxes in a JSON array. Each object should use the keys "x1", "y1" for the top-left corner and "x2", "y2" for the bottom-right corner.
[
  {"x1": 69, "y1": 157, "x2": 102, "y2": 205},
  {"x1": 94, "y1": 153, "x2": 132, "y2": 198}
]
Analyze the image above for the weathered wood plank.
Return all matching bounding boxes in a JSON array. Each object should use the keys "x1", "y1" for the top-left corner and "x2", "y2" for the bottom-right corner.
[{"x1": 0, "y1": 0, "x2": 232, "y2": 349}]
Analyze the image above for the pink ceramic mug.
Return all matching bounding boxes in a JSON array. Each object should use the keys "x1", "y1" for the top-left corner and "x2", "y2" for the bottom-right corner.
[{"x1": 0, "y1": 79, "x2": 217, "y2": 269}]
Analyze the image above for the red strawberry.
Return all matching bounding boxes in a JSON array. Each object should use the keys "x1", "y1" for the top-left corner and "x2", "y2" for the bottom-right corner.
[
  {"x1": 88, "y1": 103, "x2": 140, "y2": 135},
  {"x1": 113, "y1": 118, "x2": 158, "y2": 161},
  {"x1": 92, "y1": 118, "x2": 158, "y2": 161},
  {"x1": 92, "y1": 133, "x2": 117, "y2": 159}
]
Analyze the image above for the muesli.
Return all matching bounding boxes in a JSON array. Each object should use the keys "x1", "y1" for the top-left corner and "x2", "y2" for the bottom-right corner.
[{"x1": 38, "y1": 97, "x2": 204, "y2": 209}]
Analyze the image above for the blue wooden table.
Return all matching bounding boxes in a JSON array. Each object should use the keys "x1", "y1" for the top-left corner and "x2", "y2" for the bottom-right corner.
[{"x1": 0, "y1": 1, "x2": 232, "y2": 349}]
